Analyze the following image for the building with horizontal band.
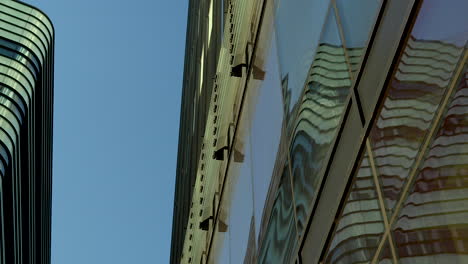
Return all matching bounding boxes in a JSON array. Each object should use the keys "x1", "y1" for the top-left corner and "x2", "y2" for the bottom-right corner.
[
  {"x1": 171, "y1": 0, "x2": 468, "y2": 263},
  {"x1": 0, "y1": 1, "x2": 54, "y2": 263}
]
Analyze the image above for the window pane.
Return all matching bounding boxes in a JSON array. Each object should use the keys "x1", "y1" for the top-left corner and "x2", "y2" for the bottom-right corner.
[
  {"x1": 258, "y1": 162, "x2": 297, "y2": 264},
  {"x1": 392, "y1": 63, "x2": 468, "y2": 263},
  {"x1": 208, "y1": 217, "x2": 231, "y2": 264},
  {"x1": 228, "y1": 98, "x2": 256, "y2": 264},
  {"x1": 369, "y1": 0, "x2": 468, "y2": 218},
  {"x1": 335, "y1": 0, "x2": 383, "y2": 76},
  {"x1": 324, "y1": 150, "x2": 385, "y2": 264},
  {"x1": 289, "y1": 8, "x2": 351, "y2": 237},
  {"x1": 274, "y1": 0, "x2": 331, "y2": 122},
  {"x1": 250, "y1": 32, "x2": 288, "y2": 243},
  {"x1": 341, "y1": 0, "x2": 468, "y2": 262}
]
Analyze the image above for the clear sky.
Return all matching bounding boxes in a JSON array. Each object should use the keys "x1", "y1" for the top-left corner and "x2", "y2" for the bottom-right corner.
[{"x1": 24, "y1": 0, "x2": 187, "y2": 263}]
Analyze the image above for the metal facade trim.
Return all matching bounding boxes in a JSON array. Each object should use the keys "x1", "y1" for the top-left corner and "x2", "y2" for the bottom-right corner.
[{"x1": 299, "y1": 0, "x2": 420, "y2": 262}]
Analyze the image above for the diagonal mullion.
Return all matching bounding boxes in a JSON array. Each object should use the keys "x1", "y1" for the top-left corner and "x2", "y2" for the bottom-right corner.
[
  {"x1": 331, "y1": 0, "x2": 354, "y2": 84},
  {"x1": 334, "y1": 2, "x2": 398, "y2": 259},
  {"x1": 331, "y1": 0, "x2": 365, "y2": 126},
  {"x1": 366, "y1": 140, "x2": 398, "y2": 263},
  {"x1": 371, "y1": 50, "x2": 468, "y2": 263}
]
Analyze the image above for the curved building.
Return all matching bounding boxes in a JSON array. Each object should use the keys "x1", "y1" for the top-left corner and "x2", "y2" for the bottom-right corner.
[{"x1": 0, "y1": 1, "x2": 54, "y2": 263}]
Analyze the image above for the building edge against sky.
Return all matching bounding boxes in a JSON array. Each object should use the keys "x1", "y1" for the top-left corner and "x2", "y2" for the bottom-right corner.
[
  {"x1": 170, "y1": 0, "x2": 222, "y2": 263},
  {"x1": 171, "y1": 0, "x2": 468, "y2": 263},
  {"x1": 0, "y1": 0, "x2": 54, "y2": 263}
]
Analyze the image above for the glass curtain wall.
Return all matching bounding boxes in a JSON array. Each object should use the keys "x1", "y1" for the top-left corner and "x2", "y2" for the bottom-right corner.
[
  {"x1": 208, "y1": 0, "x2": 383, "y2": 262},
  {"x1": 205, "y1": 0, "x2": 468, "y2": 263},
  {"x1": 323, "y1": 0, "x2": 468, "y2": 263}
]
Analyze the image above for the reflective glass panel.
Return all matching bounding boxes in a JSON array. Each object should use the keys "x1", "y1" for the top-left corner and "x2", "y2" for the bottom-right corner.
[
  {"x1": 0, "y1": 143, "x2": 8, "y2": 165},
  {"x1": 250, "y1": 32, "x2": 287, "y2": 242},
  {"x1": 227, "y1": 94, "x2": 256, "y2": 264},
  {"x1": 369, "y1": 0, "x2": 468, "y2": 218},
  {"x1": 0, "y1": 96, "x2": 22, "y2": 123},
  {"x1": 289, "y1": 8, "x2": 351, "y2": 237},
  {"x1": 324, "y1": 150, "x2": 385, "y2": 264},
  {"x1": 257, "y1": 162, "x2": 297, "y2": 264},
  {"x1": 0, "y1": 45, "x2": 38, "y2": 79},
  {"x1": 274, "y1": 0, "x2": 331, "y2": 121},
  {"x1": 208, "y1": 217, "x2": 230, "y2": 264},
  {"x1": 208, "y1": 165, "x2": 233, "y2": 264},
  {"x1": 3, "y1": 1, "x2": 54, "y2": 36},
  {"x1": 0, "y1": 86, "x2": 26, "y2": 114},
  {"x1": 335, "y1": 0, "x2": 383, "y2": 76},
  {"x1": 0, "y1": 157, "x2": 4, "y2": 176},
  {"x1": 243, "y1": 218, "x2": 257, "y2": 264},
  {"x1": 353, "y1": 0, "x2": 468, "y2": 262},
  {"x1": 392, "y1": 62, "x2": 468, "y2": 263},
  {"x1": 0, "y1": 4, "x2": 52, "y2": 43}
]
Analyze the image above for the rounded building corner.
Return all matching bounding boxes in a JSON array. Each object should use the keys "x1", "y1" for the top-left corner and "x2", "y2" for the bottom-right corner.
[{"x1": 13, "y1": 0, "x2": 55, "y2": 37}]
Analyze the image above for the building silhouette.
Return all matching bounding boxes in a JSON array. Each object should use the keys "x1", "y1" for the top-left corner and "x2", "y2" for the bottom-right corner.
[{"x1": 0, "y1": 1, "x2": 54, "y2": 263}]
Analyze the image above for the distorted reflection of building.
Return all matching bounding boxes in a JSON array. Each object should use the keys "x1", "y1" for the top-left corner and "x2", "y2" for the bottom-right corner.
[
  {"x1": 170, "y1": 0, "x2": 468, "y2": 263},
  {"x1": 324, "y1": 13, "x2": 468, "y2": 264},
  {"x1": 0, "y1": 1, "x2": 54, "y2": 263},
  {"x1": 392, "y1": 61, "x2": 468, "y2": 264},
  {"x1": 324, "y1": 151, "x2": 385, "y2": 264},
  {"x1": 290, "y1": 42, "x2": 354, "y2": 237}
]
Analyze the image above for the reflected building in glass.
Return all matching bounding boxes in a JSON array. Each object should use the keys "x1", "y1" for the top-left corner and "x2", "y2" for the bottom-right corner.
[
  {"x1": 171, "y1": 0, "x2": 468, "y2": 263},
  {"x1": 0, "y1": 1, "x2": 54, "y2": 263}
]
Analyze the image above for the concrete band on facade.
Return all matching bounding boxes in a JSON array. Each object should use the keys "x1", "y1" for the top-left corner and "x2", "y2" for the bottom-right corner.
[{"x1": 0, "y1": 1, "x2": 54, "y2": 263}]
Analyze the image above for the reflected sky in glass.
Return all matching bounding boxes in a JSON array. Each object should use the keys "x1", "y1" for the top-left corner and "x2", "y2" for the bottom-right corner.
[
  {"x1": 412, "y1": 0, "x2": 468, "y2": 45},
  {"x1": 274, "y1": 0, "x2": 329, "y2": 115},
  {"x1": 250, "y1": 35, "x2": 285, "y2": 242}
]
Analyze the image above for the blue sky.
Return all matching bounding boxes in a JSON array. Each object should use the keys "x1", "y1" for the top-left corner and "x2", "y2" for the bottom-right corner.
[{"x1": 25, "y1": 0, "x2": 187, "y2": 263}]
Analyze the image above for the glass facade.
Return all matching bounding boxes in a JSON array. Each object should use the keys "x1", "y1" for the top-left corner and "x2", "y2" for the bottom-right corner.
[
  {"x1": 324, "y1": 0, "x2": 468, "y2": 263},
  {"x1": 0, "y1": 1, "x2": 54, "y2": 263},
  {"x1": 173, "y1": 0, "x2": 468, "y2": 263}
]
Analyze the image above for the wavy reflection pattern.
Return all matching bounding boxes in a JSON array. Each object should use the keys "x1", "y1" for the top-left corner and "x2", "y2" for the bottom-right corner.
[
  {"x1": 324, "y1": 38, "x2": 468, "y2": 263},
  {"x1": 392, "y1": 62, "x2": 468, "y2": 263},
  {"x1": 348, "y1": 48, "x2": 365, "y2": 76},
  {"x1": 324, "y1": 151, "x2": 385, "y2": 264},
  {"x1": 290, "y1": 43, "x2": 352, "y2": 236},
  {"x1": 258, "y1": 165, "x2": 297, "y2": 264},
  {"x1": 370, "y1": 37, "x2": 465, "y2": 216}
]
